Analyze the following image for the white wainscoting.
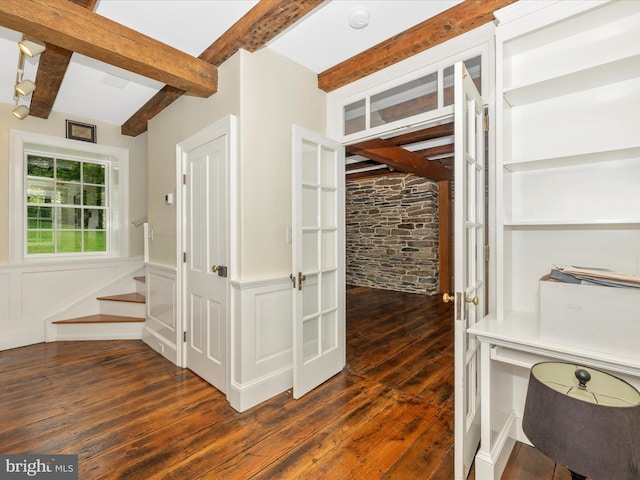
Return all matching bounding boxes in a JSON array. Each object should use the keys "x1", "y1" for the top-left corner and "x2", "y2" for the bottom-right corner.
[
  {"x1": 228, "y1": 275, "x2": 293, "y2": 412},
  {"x1": 142, "y1": 262, "x2": 178, "y2": 364},
  {"x1": 0, "y1": 257, "x2": 144, "y2": 350}
]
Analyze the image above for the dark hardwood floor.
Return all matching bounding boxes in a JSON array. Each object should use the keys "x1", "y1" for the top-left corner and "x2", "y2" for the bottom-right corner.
[{"x1": 0, "y1": 285, "x2": 572, "y2": 479}]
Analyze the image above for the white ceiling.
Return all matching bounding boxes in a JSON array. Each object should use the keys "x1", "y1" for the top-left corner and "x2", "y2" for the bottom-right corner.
[{"x1": 0, "y1": 0, "x2": 463, "y2": 127}]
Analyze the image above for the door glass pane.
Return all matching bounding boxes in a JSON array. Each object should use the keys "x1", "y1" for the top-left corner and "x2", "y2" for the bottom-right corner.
[
  {"x1": 371, "y1": 72, "x2": 438, "y2": 128},
  {"x1": 344, "y1": 99, "x2": 366, "y2": 135},
  {"x1": 321, "y1": 231, "x2": 337, "y2": 270},
  {"x1": 303, "y1": 231, "x2": 318, "y2": 271},
  {"x1": 303, "y1": 317, "x2": 319, "y2": 363},
  {"x1": 302, "y1": 141, "x2": 318, "y2": 184},
  {"x1": 321, "y1": 189, "x2": 336, "y2": 228},
  {"x1": 302, "y1": 186, "x2": 318, "y2": 227},
  {"x1": 321, "y1": 147, "x2": 336, "y2": 188},
  {"x1": 322, "y1": 310, "x2": 337, "y2": 354},
  {"x1": 322, "y1": 270, "x2": 337, "y2": 311},
  {"x1": 303, "y1": 274, "x2": 319, "y2": 317},
  {"x1": 444, "y1": 56, "x2": 482, "y2": 106}
]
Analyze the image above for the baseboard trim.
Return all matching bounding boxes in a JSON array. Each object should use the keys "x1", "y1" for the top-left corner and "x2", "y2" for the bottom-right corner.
[{"x1": 227, "y1": 366, "x2": 292, "y2": 413}]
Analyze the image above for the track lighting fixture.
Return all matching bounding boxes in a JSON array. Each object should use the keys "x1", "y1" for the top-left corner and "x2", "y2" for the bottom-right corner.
[
  {"x1": 15, "y1": 79, "x2": 36, "y2": 96},
  {"x1": 12, "y1": 103, "x2": 30, "y2": 120},
  {"x1": 9, "y1": 35, "x2": 44, "y2": 120},
  {"x1": 18, "y1": 37, "x2": 46, "y2": 58}
]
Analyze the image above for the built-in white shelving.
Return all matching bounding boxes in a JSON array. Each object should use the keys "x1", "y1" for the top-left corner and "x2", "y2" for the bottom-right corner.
[{"x1": 472, "y1": 3, "x2": 640, "y2": 478}]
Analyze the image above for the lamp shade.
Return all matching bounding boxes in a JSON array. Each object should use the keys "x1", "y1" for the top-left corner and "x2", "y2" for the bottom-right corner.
[
  {"x1": 18, "y1": 38, "x2": 46, "y2": 58},
  {"x1": 15, "y1": 79, "x2": 36, "y2": 96},
  {"x1": 12, "y1": 104, "x2": 30, "y2": 120},
  {"x1": 523, "y1": 362, "x2": 640, "y2": 480}
]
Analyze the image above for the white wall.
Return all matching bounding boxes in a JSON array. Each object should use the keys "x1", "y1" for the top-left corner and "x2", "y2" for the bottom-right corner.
[
  {"x1": 145, "y1": 47, "x2": 327, "y2": 411},
  {"x1": 0, "y1": 103, "x2": 147, "y2": 263},
  {"x1": 146, "y1": 52, "x2": 241, "y2": 268},
  {"x1": 238, "y1": 47, "x2": 326, "y2": 278}
]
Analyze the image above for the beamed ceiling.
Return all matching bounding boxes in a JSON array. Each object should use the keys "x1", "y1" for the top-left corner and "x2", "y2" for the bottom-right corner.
[{"x1": 0, "y1": 0, "x2": 516, "y2": 181}]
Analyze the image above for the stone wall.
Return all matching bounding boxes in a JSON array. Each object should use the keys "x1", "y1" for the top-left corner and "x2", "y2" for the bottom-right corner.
[{"x1": 346, "y1": 173, "x2": 439, "y2": 294}]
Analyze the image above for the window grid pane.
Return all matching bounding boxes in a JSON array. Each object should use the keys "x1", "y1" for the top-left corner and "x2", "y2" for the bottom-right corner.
[{"x1": 26, "y1": 154, "x2": 109, "y2": 256}]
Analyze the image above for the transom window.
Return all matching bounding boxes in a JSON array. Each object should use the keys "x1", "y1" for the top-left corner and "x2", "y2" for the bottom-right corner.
[{"x1": 26, "y1": 153, "x2": 108, "y2": 255}]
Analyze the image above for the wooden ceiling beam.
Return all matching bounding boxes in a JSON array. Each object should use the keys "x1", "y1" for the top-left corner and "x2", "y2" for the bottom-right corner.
[
  {"x1": 29, "y1": 0, "x2": 98, "y2": 119},
  {"x1": 0, "y1": 0, "x2": 218, "y2": 97},
  {"x1": 349, "y1": 138, "x2": 452, "y2": 182},
  {"x1": 318, "y1": 0, "x2": 517, "y2": 92},
  {"x1": 122, "y1": 0, "x2": 325, "y2": 137},
  {"x1": 388, "y1": 122, "x2": 455, "y2": 146}
]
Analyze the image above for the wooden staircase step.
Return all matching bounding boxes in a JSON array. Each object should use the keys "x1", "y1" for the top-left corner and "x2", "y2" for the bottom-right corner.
[
  {"x1": 133, "y1": 276, "x2": 146, "y2": 283},
  {"x1": 97, "y1": 293, "x2": 145, "y2": 303},
  {"x1": 53, "y1": 314, "x2": 144, "y2": 324}
]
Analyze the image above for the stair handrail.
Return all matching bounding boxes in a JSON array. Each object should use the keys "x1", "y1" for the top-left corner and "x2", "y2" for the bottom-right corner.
[{"x1": 131, "y1": 215, "x2": 148, "y2": 227}]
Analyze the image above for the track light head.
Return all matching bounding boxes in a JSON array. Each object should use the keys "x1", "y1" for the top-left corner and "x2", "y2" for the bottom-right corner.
[
  {"x1": 18, "y1": 38, "x2": 46, "y2": 58},
  {"x1": 12, "y1": 104, "x2": 30, "y2": 120},
  {"x1": 15, "y1": 79, "x2": 36, "y2": 96}
]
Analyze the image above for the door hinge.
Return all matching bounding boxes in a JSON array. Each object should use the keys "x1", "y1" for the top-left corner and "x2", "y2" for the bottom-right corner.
[
  {"x1": 183, "y1": 174, "x2": 187, "y2": 185},
  {"x1": 183, "y1": 331, "x2": 187, "y2": 342},
  {"x1": 290, "y1": 273, "x2": 296, "y2": 289},
  {"x1": 483, "y1": 114, "x2": 490, "y2": 132},
  {"x1": 484, "y1": 244, "x2": 490, "y2": 262},
  {"x1": 183, "y1": 252, "x2": 187, "y2": 263}
]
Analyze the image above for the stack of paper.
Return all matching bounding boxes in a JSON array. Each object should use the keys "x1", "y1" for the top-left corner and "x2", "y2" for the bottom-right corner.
[{"x1": 549, "y1": 265, "x2": 640, "y2": 289}]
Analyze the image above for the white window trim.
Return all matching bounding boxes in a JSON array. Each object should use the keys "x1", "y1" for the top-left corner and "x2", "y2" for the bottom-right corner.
[
  {"x1": 326, "y1": 23, "x2": 494, "y2": 144},
  {"x1": 9, "y1": 129, "x2": 130, "y2": 263}
]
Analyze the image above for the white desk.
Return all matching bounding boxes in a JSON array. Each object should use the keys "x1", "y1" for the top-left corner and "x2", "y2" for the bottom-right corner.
[{"x1": 468, "y1": 313, "x2": 640, "y2": 480}]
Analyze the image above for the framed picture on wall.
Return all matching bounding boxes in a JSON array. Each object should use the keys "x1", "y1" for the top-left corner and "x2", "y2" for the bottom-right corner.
[{"x1": 66, "y1": 120, "x2": 97, "y2": 143}]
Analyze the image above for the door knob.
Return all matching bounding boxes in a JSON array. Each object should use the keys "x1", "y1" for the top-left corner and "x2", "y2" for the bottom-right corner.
[
  {"x1": 442, "y1": 293, "x2": 454, "y2": 303},
  {"x1": 211, "y1": 265, "x2": 228, "y2": 277},
  {"x1": 465, "y1": 296, "x2": 479, "y2": 305}
]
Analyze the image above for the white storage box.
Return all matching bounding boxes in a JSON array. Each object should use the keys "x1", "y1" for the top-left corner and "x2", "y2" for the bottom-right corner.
[{"x1": 539, "y1": 279, "x2": 640, "y2": 359}]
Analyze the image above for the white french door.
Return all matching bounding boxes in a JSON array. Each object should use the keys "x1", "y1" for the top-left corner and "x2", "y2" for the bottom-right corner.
[
  {"x1": 181, "y1": 118, "x2": 231, "y2": 394},
  {"x1": 453, "y1": 61, "x2": 485, "y2": 479},
  {"x1": 291, "y1": 126, "x2": 345, "y2": 399}
]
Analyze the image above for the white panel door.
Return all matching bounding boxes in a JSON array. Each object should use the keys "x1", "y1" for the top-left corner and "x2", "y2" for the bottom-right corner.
[
  {"x1": 184, "y1": 128, "x2": 229, "y2": 394},
  {"x1": 454, "y1": 61, "x2": 485, "y2": 480},
  {"x1": 291, "y1": 126, "x2": 345, "y2": 399}
]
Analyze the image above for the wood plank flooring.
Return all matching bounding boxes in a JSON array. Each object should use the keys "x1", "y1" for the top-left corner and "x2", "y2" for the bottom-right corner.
[{"x1": 0, "y1": 285, "x2": 569, "y2": 479}]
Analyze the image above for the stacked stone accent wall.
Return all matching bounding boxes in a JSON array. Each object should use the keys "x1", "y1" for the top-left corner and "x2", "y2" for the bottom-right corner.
[{"x1": 346, "y1": 173, "x2": 439, "y2": 294}]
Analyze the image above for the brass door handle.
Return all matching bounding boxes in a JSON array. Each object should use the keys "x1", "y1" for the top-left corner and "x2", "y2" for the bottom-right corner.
[
  {"x1": 211, "y1": 265, "x2": 218, "y2": 273},
  {"x1": 442, "y1": 293, "x2": 454, "y2": 303},
  {"x1": 465, "y1": 296, "x2": 479, "y2": 305}
]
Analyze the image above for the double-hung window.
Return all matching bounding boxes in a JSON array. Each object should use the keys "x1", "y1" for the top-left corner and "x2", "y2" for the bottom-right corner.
[
  {"x1": 10, "y1": 130, "x2": 129, "y2": 262},
  {"x1": 26, "y1": 153, "x2": 108, "y2": 255}
]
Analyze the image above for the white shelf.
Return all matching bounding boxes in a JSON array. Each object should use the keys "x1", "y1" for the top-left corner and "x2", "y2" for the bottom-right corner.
[
  {"x1": 504, "y1": 146, "x2": 640, "y2": 172},
  {"x1": 503, "y1": 54, "x2": 640, "y2": 107},
  {"x1": 504, "y1": 219, "x2": 640, "y2": 228}
]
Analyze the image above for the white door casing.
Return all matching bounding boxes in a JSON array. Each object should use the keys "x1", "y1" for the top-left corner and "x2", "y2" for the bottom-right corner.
[
  {"x1": 291, "y1": 126, "x2": 346, "y2": 399},
  {"x1": 179, "y1": 116, "x2": 233, "y2": 394},
  {"x1": 454, "y1": 61, "x2": 485, "y2": 480}
]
